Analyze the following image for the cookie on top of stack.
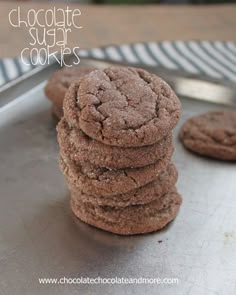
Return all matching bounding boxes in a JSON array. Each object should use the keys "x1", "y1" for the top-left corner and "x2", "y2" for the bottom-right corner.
[{"x1": 57, "y1": 66, "x2": 182, "y2": 235}]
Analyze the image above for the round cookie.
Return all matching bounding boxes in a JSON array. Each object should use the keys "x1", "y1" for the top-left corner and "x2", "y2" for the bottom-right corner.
[
  {"x1": 59, "y1": 145, "x2": 174, "y2": 197},
  {"x1": 70, "y1": 188, "x2": 182, "y2": 235},
  {"x1": 63, "y1": 67, "x2": 181, "y2": 147},
  {"x1": 45, "y1": 66, "x2": 96, "y2": 111},
  {"x1": 70, "y1": 163, "x2": 178, "y2": 207},
  {"x1": 57, "y1": 118, "x2": 173, "y2": 169},
  {"x1": 180, "y1": 111, "x2": 236, "y2": 160}
]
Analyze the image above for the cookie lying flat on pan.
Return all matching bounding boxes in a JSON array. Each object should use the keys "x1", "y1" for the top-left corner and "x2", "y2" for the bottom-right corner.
[
  {"x1": 70, "y1": 163, "x2": 178, "y2": 207},
  {"x1": 180, "y1": 111, "x2": 236, "y2": 160},
  {"x1": 71, "y1": 187, "x2": 182, "y2": 235},
  {"x1": 57, "y1": 118, "x2": 173, "y2": 169},
  {"x1": 60, "y1": 145, "x2": 173, "y2": 197},
  {"x1": 63, "y1": 67, "x2": 181, "y2": 147},
  {"x1": 45, "y1": 66, "x2": 96, "y2": 118}
]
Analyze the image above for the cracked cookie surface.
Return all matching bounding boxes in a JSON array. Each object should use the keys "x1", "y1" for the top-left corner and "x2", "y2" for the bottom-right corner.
[
  {"x1": 71, "y1": 187, "x2": 182, "y2": 235},
  {"x1": 57, "y1": 118, "x2": 173, "y2": 169},
  {"x1": 59, "y1": 145, "x2": 173, "y2": 197},
  {"x1": 180, "y1": 111, "x2": 236, "y2": 160},
  {"x1": 63, "y1": 67, "x2": 181, "y2": 147},
  {"x1": 69, "y1": 163, "x2": 178, "y2": 207}
]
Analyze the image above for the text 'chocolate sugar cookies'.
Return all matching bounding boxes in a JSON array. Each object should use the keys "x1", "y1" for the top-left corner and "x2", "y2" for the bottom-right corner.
[{"x1": 57, "y1": 66, "x2": 182, "y2": 235}]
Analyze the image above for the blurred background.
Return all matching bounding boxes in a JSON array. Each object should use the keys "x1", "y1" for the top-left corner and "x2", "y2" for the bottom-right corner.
[
  {"x1": 6, "y1": 0, "x2": 236, "y2": 3},
  {"x1": 1, "y1": 0, "x2": 235, "y2": 59}
]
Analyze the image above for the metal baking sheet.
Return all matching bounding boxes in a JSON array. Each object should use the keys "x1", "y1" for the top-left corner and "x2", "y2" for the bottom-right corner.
[{"x1": 0, "y1": 69, "x2": 236, "y2": 295}]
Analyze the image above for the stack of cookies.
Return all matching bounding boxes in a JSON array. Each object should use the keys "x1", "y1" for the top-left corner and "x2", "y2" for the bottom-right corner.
[{"x1": 57, "y1": 66, "x2": 182, "y2": 235}]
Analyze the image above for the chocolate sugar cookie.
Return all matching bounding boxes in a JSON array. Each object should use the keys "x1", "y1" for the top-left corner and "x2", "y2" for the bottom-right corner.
[
  {"x1": 52, "y1": 104, "x2": 64, "y2": 120},
  {"x1": 45, "y1": 66, "x2": 96, "y2": 118},
  {"x1": 63, "y1": 67, "x2": 181, "y2": 147},
  {"x1": 70, "y1": 163, "x2": 178, "y2": 207},
  {"x1": 57, "y1": 118, "x2": 173, "y2": 169},
  {"x1": 60, "y1": 145, "x2": 173, "y2": 197},
  {"x1": 180, "y1": 111, "x2": 236, "y2": 160},
  {"x1": 71, "y1": 188, "x2": 182, "y2": 235}
]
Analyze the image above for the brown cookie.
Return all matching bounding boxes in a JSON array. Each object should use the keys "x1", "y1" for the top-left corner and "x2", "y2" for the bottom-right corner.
[
  {"x1": 45, "y1": 66, "x2": 96, "y2": 112},
  {"x1": 63, "y1": 67, "x2": 181, "y2": 147},
  {"x1": 70, "y1": 163, "x2": 178, "y2": 207},
  {"x1": 59, "y1": 145, "x2": 173, "y2": 197},
  {"x1": 180, "y1": 111, "x2": 236, "y2": 160},
  {"x1": 52, "y1": 104, "x2": 64, "y2": 120},
  {"x1": 70, "y1": 187, "x2": 182, "y2": 235},
  {"x1": 57, "y1": 118, "x2": 173, "y2": 169}
]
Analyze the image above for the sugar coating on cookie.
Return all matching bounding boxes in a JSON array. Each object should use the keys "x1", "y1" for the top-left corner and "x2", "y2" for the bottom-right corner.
[
  {"x1": 56, "y1": 65, "x2": 183, "y2": 235},
  {"x1": 57, "y1": 118, "x2": 173, "y2": 169},
  {"x1": 59, "y1": 144, "x2": 173, "y2": 197},
  {"x1": 70, "y1": 163, "x2": 178, "y2": 207},
  {"x1": 63, "y1": 67, "x2": 181, "y2": 147},
  {"x1": 180, "y1": 111, "x2": 236, "y2": 160},
  {"x1": 71, "y1": 188, "x2": 182, "y2": 235}
]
